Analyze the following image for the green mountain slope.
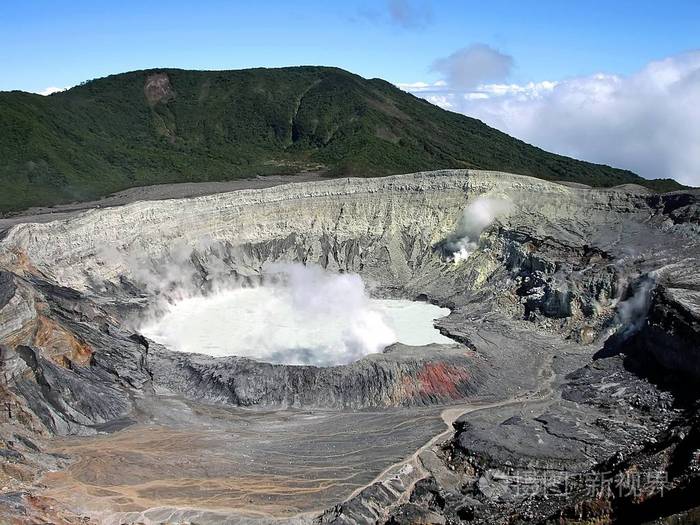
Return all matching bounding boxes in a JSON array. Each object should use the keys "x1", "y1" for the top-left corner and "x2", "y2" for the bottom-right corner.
[{"x1": 0, "y1": 66, "x2": 683, "y2": 213}]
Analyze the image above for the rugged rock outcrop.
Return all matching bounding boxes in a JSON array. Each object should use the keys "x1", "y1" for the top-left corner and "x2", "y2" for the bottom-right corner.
[{"x1": 148, "y1": 343, "x2": 483, "y2": 409}]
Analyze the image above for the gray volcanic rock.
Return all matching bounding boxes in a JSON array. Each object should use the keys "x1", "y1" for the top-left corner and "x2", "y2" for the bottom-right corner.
[
  {"x1": 13, "y1": 345, "x2": 131, "y2": 435},
  {"x1": 629, "y1": 282, "x2": 700, "y2": 382},
  {"x1": 0, "y1": 170, "x2": 697, "y2": 523},
  {"x1": 147, "y1": 343, "x2": 484, "y2": 409}
]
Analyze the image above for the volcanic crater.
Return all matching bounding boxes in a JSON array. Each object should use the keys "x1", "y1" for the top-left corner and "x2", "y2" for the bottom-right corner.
[{"x1": 0, "y1": 170, "x2": 698, "y2": 524}]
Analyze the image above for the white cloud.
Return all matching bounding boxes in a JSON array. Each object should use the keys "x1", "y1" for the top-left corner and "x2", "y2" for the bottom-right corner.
[
  {"x1": 430, "y1": 44, "x2": 514, "y2": 90},
  {"x1": 36, "y1": 86, "x2": 68, "y2": 96},
  {"x1": 396, "y1": 80, "x2": 447, "y2": 91},
  {"x1": 400, "y1": 50, "x2": 700, "y2": 186}
]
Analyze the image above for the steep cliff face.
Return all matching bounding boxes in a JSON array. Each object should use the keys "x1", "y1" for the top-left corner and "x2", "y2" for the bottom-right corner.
[
  {"x1": 0, "y1": 170, "x2": 652, "y2": 292},
  {"x1": 0, "y1": 169, "x2": 669, "y2": 339},
  {"x1": 622, "y1": 279, "x2": 700, "y2": 387},
  {"x1": 0, "y1": 171, "x2": 556, "y2": 290}
]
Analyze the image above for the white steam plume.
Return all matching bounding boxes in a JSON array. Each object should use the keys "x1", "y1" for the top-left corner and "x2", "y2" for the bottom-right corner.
[
  {"x1": 613, "y1": 274, "x2": 657, "y2": 341},
  {"x1": 444, "y1": 196, "x2": 513, "y2": 262},
  {"x1": 97, "y1": 236, "x2": 241, "y2": 306},
  {"x1": 140, "y1": 263, "x2": 399, "y2": 366}
]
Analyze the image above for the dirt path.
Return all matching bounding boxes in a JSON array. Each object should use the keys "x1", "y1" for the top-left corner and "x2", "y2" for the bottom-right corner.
[{"x1": 340, "y1": 353, "x2": 558, "y2": 516}]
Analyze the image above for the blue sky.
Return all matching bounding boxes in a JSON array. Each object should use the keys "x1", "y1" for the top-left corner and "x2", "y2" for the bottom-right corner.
[{"x1": 2, "y1": 0, "x2": 698, "y2": 92}]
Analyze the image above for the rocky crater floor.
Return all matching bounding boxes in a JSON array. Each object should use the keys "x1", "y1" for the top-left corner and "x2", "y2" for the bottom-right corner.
[{"x1": 0, "y1": 170, "x2": 698, "y2": 524}]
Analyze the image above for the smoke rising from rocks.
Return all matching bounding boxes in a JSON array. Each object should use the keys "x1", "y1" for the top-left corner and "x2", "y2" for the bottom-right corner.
[
  {"x1": 613, "y1": 274, "x2": 657, "y2": 342},
  {"x1": 444, "y1": 196, "x2": 514, "y2": 262}
]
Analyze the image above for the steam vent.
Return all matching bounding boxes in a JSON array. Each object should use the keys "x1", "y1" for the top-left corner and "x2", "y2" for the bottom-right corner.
[{"x1": 0, "y1": 169, "x2": 698, "y2": 524}]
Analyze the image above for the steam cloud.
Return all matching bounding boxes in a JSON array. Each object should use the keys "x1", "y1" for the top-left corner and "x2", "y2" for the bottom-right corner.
[
  {"x1": 99, "y1": 236, "x2": 240, "y2": 309},
  {"x1": 443, "y1": 196, "x2": 513, "y2": 262},
  {"x1": 613, "y1": 274, "x2": 657, "y2": 341},
  {"x1": 139, "y1": 263, "x2": 400, "y2": 366}
]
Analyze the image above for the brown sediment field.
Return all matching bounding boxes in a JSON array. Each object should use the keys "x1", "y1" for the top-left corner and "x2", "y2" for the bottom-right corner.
[{"x1": 39, "y1": 405, "x2": 446, "y2": 519}]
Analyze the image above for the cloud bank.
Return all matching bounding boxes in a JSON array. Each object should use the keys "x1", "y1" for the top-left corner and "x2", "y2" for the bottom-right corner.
[{"x1": 399, "y1": 50, "x2": 700, "y2": 186}]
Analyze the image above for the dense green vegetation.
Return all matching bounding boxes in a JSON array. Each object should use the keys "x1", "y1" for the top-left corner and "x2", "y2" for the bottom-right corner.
[{"x1": 0, "y1": 66, "x2": 684, "y2": 213}]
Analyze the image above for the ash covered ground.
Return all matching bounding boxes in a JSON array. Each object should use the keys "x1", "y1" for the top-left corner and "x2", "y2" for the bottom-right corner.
[{"x1": 0, "y1": 170, "x2": 698, "y2": 524}]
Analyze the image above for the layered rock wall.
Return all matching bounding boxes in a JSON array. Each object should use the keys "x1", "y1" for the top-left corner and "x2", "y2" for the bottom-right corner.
[{"x1": 0, "y1": 170, "x2": 649, "y2": 293}]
